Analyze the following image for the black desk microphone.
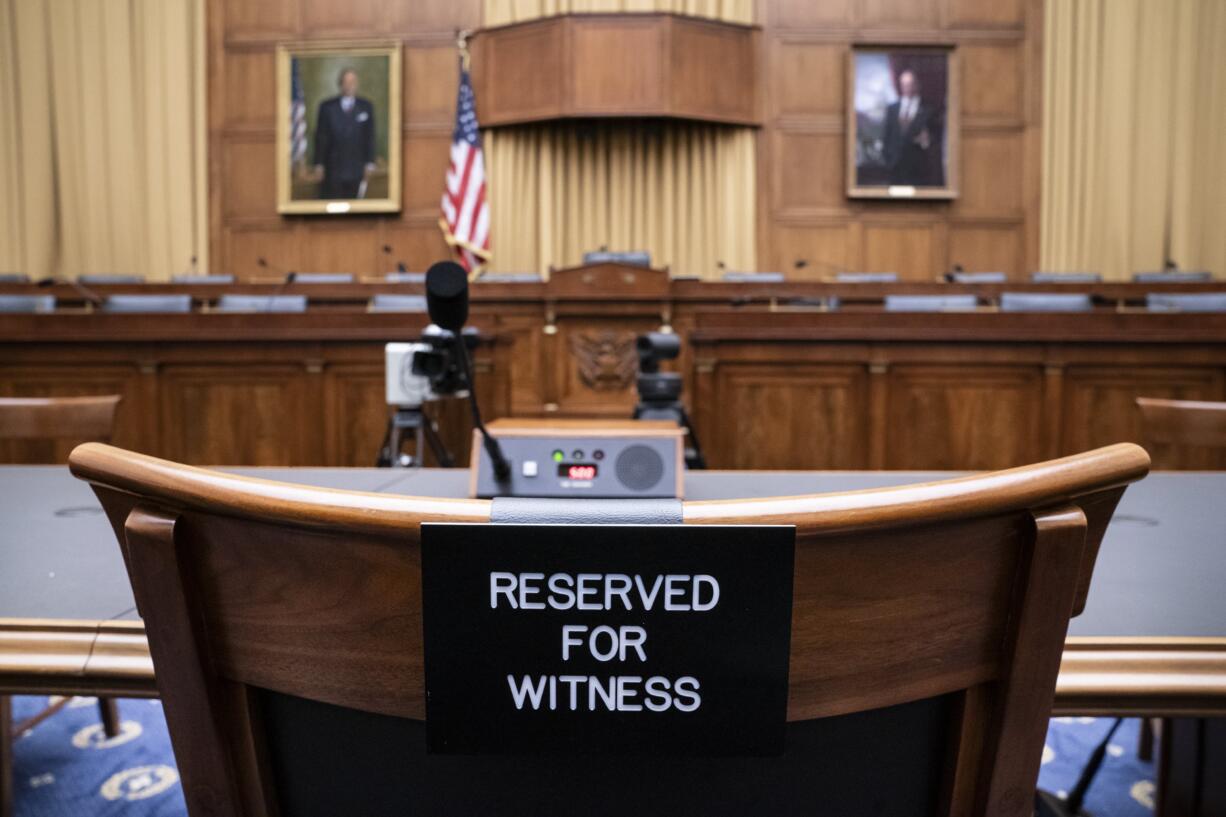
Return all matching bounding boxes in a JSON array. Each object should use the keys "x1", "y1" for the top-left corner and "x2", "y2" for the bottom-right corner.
[{"x1": 425, "y1": 261, "x2": 511, "y2": 482}]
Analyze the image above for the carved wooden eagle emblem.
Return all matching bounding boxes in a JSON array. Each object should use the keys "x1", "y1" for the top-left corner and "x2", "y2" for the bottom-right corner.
[{"x1": 569, "y1": 331, "x2": 638, "y2": 391}]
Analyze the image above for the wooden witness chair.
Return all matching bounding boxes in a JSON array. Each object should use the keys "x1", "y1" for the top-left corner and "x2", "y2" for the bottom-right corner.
[
  {"x1": 1136, "y1": 397, "x2": 1226, "y2": 469},
  {"x1": 0, "y1": 396, "x2": 124, "y2": 817},
  {"x1": 68, "y1": 442, "x2": 1149, "y2": 817},
  {"x1": 0, "y1": 395, "x2": 122, "y2": 463}
]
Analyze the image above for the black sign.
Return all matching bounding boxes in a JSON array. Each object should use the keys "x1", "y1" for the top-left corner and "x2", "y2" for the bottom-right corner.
[{"x1": 421, "y1": 523, "x2": 794, "y2": 757}]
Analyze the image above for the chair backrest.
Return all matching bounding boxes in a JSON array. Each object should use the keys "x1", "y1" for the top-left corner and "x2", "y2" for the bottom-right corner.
[
  {"x1": 885, "y1": 294, "x2": 979, "y2": 312},
  {"x1": 834, "y1": 271, "x2": 898, "y2": 283},
  {"x1": 172, "y1": 274, "x2": 236, "y2": 285},
  {"x1": 0, "y1": 295, "x2": 55, "y2": 313},
  {"x1": 69, "y1": 442, "x2": 1147, "y2": 817},
  {"x1": 368, "y1": 294, "x2": 427, "y2": 312},
  {"x1": 1031, "y1": 271, "x2": 1101, "y2": 283},
  {"x1": 292, "y1": 272, "x2": 355, "y2": 284},
  {"x1": 950, "y1": 271, "x2": 1007, "y2": 283},
  {"x1": 1136, "y1": 397, "x2": 1226, "y2": 469},
  {"x1": 0, "y1": 396, "x2": 121, "y2": 464},
  {"x1": 384, "y1": 271, "x2": 426, "y2": 283},
  {"x1": 1134, "y1": 270, "x2": 1212, "y2": 283},
  {"x1": 721, "y1": 271, "x2": 785, "y2": 282},
  {"x1": 101, "y1": 294, "x2": 193, "y2": 313},
  {"x1": 1146, "y1": 292, "x2": 1226, "y2": 313},
  {"x1": 79, "y1": 273, "x2": 145, "y2": 285},
  {"x1": 214, "y1": 294, "x2": 308, "y2": 313},
  {"x1": 1000, "y1": 292, "x2": 1094, "y2": 312},
  {"x1": 473, "y1": 271, "x2": 543, "y2": 283},
  {"x1": 582, "y1": 250, "x2": 651, "y2": 267}
]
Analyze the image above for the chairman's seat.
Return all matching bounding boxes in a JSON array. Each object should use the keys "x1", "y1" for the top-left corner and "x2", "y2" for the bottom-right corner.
[{"x1": 69, "y1": 442, "x2": 1148, "y2": 817}]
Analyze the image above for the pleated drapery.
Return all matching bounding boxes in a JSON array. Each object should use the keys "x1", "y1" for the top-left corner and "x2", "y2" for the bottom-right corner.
[
  {"x1": 0, "y1": 0, "x2": 207, "y2": 280},
  {"x1": 1041, "y1": 0, "x2": 1226, "y2": 280}
]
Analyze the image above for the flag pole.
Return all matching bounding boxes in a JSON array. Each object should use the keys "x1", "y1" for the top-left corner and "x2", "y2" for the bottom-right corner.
[{"x1": 439, "y1": 27, "x2": 490, "y2": 280}]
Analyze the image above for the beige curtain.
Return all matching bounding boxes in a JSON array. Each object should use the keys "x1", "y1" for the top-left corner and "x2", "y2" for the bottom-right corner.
[
  {"x1": 1042, "y1": 0, "x2": 1226, "y2": 280},
  {"x1": 481, "y1": 0, "x2": 756, "y2": 277},
  {"x1": 486, "y1": 123, "x2": 755, "y2": 276},
  {"x1": 0, "y1": 0, "x2": 207, "y2": 280},
  {"x1": 485, "y1": 0, "x2": 753, "y2": 27}
]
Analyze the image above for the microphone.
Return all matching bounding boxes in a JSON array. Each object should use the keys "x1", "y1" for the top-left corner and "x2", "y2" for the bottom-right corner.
[
  {"x1": 382, "y1": 244, "x2": 408, "y2": 274},
  {"x1": 256, "y1": 257, "x2": 297, "y2": 282},
  {"x1": 425, "y1": 261, "x2": 468, "y2": 330},
  {"x1": 36, "y1": 276, "x2": 104, "y2": 308},
  {"x1": 425, "y1": 261, "x2": 511, "y2": 482}
]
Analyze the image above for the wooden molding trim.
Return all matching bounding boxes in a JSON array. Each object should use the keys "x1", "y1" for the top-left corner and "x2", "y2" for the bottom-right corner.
[
  {"x1": 4, "y1": 624, "x2": 1225, "y2": 716},
  {"x1": 0, "y1": 619, "x2": 155, "y2": 698},
  {"x1": 1054, "y1": 637, "x2": 1226, "y2": 717}
]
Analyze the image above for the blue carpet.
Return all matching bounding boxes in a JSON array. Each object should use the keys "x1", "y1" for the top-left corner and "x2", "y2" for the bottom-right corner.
[{"x1": 10, "y1": 697, "x2": 1155, "y2": 815}]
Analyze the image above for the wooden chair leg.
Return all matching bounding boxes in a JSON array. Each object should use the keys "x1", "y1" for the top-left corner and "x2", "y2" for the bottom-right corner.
[
  {"x1": 1, "y1": 695, "x2": 14, "y2": 817},
  {"x1": 1138, "y1": 716, "x2": 1155, "y2": 762},
  {"x1": 98, "y1": 697, "x2": 120, "y2": 738}
]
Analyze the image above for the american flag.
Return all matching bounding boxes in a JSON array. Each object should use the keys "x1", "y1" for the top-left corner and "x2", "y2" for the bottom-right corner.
[
  {"x1": 439, "y1": 61, "x2": 490, "y2": 273},
  {"x1": 290, "y1": 59, "x2": 307, "y2": 164}
]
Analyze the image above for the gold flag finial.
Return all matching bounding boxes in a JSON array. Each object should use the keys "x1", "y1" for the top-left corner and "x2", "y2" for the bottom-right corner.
[{"x1": 456, "y1": 29, "x2": 472, "y2": 71}]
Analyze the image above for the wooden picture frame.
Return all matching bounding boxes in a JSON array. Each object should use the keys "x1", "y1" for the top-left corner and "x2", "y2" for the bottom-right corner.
[
  {"x1": 276, "y1": 41, "x2": 402, "y2": 215},
  {"x1": 846, "y1": 44, "x2": 958, "y2": 200}
]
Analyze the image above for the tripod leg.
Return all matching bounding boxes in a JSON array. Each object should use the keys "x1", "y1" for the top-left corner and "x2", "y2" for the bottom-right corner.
[
  {"x1": 386, "y1": 420, "x2": 405, "y2": 468},
  {"x1": 423, "y1": 417, "x2": 455, "y2": 467},
  {"x1": 413, "y1": 421, "x2": 427, "y2": 468},
  {"x1": 677, "y1": 407, "x2": 707, "y2": 470}
]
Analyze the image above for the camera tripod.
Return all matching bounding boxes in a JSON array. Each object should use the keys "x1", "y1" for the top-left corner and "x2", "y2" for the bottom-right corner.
[
  {"x1": 376, "y1": 405, "x2": 454, "y2": 468},
  {"x1": 633, "y1": 399, "x2": 706, "y2": 470}
]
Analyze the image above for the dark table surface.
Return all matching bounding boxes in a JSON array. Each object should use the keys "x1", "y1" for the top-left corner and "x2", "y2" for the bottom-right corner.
[{"x1": 1, "y1": 466, "x2": 1221, "y2": 640}]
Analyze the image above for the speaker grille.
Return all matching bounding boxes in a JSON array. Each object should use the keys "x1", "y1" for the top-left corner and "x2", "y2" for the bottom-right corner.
[{"x1": 614, "y1": 445, "x2": 665, "y2": 492}]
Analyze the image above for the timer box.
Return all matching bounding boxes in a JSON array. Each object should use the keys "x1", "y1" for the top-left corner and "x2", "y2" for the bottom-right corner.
[{"x1": 468, "y1": 419, "x2": 684, "y2": 499}]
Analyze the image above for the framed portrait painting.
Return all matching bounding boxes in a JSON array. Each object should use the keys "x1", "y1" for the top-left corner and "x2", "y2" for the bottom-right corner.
[
  {"x1": 276, "y1": 41, "x2": 402, "y2": 215},
  {"x1": 847, "y1": 45, "x2": 958, "y2": 200}
]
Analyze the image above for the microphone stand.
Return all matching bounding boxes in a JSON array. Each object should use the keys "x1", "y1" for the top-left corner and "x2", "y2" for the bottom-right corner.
[
  {"x1": 453, "y1": 330, "x2": 511, "y2": 482},
  {"x1": 36, "y1": 276, "x2": 104, "y2": 310}
]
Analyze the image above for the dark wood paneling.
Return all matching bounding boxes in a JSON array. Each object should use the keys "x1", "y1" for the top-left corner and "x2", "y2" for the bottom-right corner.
[
  {"x1": 473, "y1": 15, "x2": 758, "y2": 126},
  {"x1": 6, "y1": 281, "x2": 1224, "y2": 470},
  {"x1": 0, "y1": 366, "x2": 144, "y2": 463},
  {"x1": 885, "y1": 365, "x2": 1043, "y2": 469},
  {"x1": 209, "y1": 0, "x2": 479, "y2": 278},
  {"x1": 1061, "y1": 367, "x2": 1226, "y2": 457},
  {"x1": 323, "y1": 362, "x2": 388, "y2": 467},
  {"x1": 570, "y1": 18, "x2": 667, "y2": 114},
  {"x1": 761, "y1": 0, "x2": 1041, "y2": 280},
  {"x1": 714, "y1": 364, "x2": 869, "y2": 469},
  {"x1": 157, "y1": 364, "x2": 314, "y2": 465},
  {"x1": 209, "y1": 0, "x2": 1039, "y2": 278}
]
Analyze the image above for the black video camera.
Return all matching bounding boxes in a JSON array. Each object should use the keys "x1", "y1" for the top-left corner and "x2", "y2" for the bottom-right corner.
[
  {"x1": 411, "y1": 325, "x2": 480, "y2": 397},
  {"x1": 636, "y1": 332, "x2": 682, "y2": 404}
]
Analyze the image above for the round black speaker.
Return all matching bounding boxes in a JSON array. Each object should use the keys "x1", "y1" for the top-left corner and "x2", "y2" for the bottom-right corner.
[{"x1": 614, "y1": 444, "x2": 665, "y2": 492}]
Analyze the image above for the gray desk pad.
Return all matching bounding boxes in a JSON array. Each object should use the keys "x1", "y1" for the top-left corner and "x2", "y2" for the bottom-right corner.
[{"x1": 1, "y1": 466, "x2": 1221, "y2": 640}]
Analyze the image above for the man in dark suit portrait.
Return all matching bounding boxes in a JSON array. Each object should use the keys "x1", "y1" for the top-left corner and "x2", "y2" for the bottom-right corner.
[
  {"x1": 312, "y1": 67, "x2": 376, "y2": 199},
  {"x1": 881, "y1": 69, "x2": 944, "y2": 187}
]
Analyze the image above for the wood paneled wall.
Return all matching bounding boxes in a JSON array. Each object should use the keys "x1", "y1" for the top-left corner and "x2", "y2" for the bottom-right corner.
[
  {"x1": 209, "y1": 0, "x2": 1040, "y2": 279},
  {"x1": 208, "y1": 0, "x2": 480, "y2": 277},
  {"x1": 756, "y1": 0, "x2": 1042, "y2": 280}
]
